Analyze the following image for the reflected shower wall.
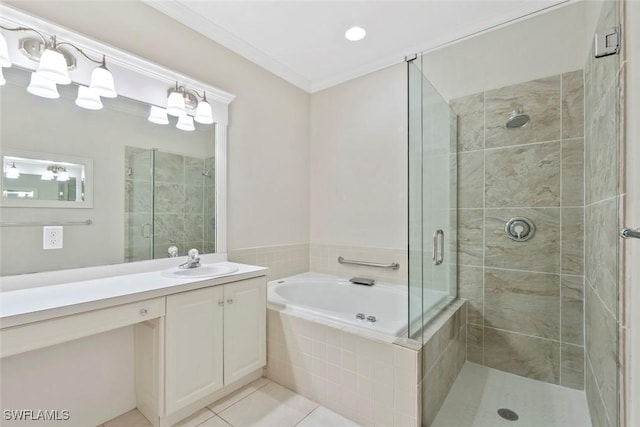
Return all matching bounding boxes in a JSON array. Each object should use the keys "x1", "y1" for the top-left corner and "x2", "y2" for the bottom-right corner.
[{"x1": 125, "y1": 146, "x2": 215, "y2": 262}]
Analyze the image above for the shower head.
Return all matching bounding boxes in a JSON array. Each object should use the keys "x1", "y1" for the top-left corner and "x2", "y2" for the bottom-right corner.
[{"x1": 506, "y1": 109, "x2": 530, "y2": 129}]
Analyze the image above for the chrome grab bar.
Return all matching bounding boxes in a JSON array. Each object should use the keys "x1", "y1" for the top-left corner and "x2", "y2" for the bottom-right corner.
[
  {"x1": 621, "y1": 228, "x2": 640, "y2": 239},
  {"x1": 433, "y1": 229, "x2": 445, "y2": 265},
  {"x1": 0, "y1": 219, "x2": 93, "y2": 227},
  {"x1": 337, "y1": 256, "x2": 400, "y2": 270}
]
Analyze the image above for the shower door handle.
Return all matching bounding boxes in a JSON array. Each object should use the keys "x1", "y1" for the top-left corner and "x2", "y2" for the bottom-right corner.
[{"x1": 432, "y1": 229, "x2": 445, "y2": 266}]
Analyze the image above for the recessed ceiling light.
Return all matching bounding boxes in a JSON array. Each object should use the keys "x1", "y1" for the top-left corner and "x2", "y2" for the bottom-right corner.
[{"x1": 345, "y1": 26, "x2": 366, "y2": 41}]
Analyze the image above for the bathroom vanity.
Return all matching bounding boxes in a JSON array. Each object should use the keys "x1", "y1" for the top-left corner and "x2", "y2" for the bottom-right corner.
[{"x1": 0, "y1": 262, "x2": 267, "y2": 427}]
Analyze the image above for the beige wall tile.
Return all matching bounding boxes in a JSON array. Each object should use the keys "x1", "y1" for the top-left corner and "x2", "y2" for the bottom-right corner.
[
  {"x1": 467, "y1": 324, "x2": 483, "y2": 364},
  {"x1": 561, "y1": 139, "x2": 585, "y2": 207},
  {"x1": 562, "y1": 70, "x2": 585, "y2": 139},
  {"x1": 561, "y1": 275, "x2": 584, "y2": 345},
  {"x1": 484, "y1": 269, "x2": 560, "y2": 340},
  {"x1": 485, "y1": 142, "x2": 561, "y2": 208},
  {"x1": 561, "y1": 208, "x2": 585, "y2": 275},
  {"x1": 484, "y1": 327, "x2": 560, "y2": 383},
  {"x1": 586, "y1": 356, "x2": 611, "y2": 427},
  {"x1": 450, "y1": 93, "x2": 485, "y2": 153},
  {"x1": 485, "y1": 208, "x2": 560, "y2": 273},
  {"x1": 561, "y1": 343, "x2": 585, "y2": 390},
  {"x1": 457, "y1": 209, "x2": 484, "y2": 267},
  {"x1": 485, "y1": 76, "x2": 561, "y2": 148},
  {"x1": 457, "y1": 151, "x2": 484, "y2": 209}
]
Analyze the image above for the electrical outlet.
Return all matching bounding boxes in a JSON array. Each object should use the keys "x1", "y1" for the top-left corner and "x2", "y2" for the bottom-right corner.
[{"x1": 43, "y1": 226, "x2": 63, "y2": 250}]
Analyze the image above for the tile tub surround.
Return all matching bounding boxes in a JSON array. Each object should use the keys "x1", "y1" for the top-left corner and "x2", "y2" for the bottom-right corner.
[
  {"x1": 451, "y1": 69, "x2": 585, "y2": 389},
  {"x1": 309, "y1": 244, "x2": 408, "y2": 286},
  {"x1": 228, "y1": 244, "x2": 310, "y2": 281},
  {"x1": 583, "y1": 1, "x2": 624, "y2": 426},
  {"x1": 265, "y1": 308, "x2": 422, "y2": 426},
  {"x1": 266, "y1": 300, "x2": 467, "y2": 427}
]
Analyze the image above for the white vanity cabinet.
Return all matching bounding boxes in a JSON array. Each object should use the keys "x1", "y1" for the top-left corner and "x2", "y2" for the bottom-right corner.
[{"x1": 163, "y1": 276, "x2": 266, "y2": 417}]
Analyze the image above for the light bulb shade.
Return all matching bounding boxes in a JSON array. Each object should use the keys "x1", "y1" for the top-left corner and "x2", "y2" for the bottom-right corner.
[
  {"x1": 148, "y1": 106, "x2": 169, "y2": 125},
  {"x1": 36, "y1": 48, "x2": 71, "y2": 84},
  {"x1": 27, "y1": 72, "x2": 60, "y2": 99},
  {"x1": 0, "y1": 67, "x2": 5, "y2": 86},
  {"x1": 41, "y1": 170, "x2": 54, "y2": 181},
  {"x1": 5, "y1": 163, "x2": 20, "y2": 179},
  {"x1": 89, "y1": 66, "x2": 117, "y2": 98},
  {"x1": 194, "y1": 100, "x2": 214, "y2": 124},
  {"x1": 166, "y1": 91, "x2": 186, "y2": 117},
  {"x1": 0, "y1": 33, "x2": 11, "y2": 68},
  {"x1": 75, "y1": 85, "x2": 103, "y2": 110},
  {"x1": 176, "y1": 114, "x2": 195, "y2": 131},
  {"x1": 57, "y1": 170, "x2": 69, "y2": 181}
]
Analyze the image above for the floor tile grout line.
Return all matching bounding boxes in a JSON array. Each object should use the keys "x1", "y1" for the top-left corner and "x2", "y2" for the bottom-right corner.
[
  {"x1": 293, "y1": 406, "x2": 321, "y2": 426},
  {"x1": 207, "y1": 379, "x2": 272, "y2": 417}
]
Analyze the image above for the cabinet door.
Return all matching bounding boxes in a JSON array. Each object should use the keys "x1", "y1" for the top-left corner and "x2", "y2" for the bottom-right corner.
[
  {"x1": 165, "y1": 286, "x2": 224, "y2": 415},
  {"x1": 223, "y1": 277, "x2": 267, "y2": 384}
]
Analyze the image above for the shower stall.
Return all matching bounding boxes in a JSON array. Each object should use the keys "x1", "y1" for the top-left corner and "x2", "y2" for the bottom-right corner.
[{"x1": 407, "y1": 54, "x2": 458, "y2": 340}]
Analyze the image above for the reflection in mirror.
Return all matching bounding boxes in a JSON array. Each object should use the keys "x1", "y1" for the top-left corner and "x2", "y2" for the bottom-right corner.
[
  {"x1": 2, "y1": 154, "x2": 88, "y2": 205},
  {"x1": 0, "y1": 67, "x2": 215, "y2": 275}
]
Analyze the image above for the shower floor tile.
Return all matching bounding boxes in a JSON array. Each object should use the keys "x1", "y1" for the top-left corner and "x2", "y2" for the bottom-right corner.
[{"x1": 431, "y1": 362, "x2": 591, "y2": 427}]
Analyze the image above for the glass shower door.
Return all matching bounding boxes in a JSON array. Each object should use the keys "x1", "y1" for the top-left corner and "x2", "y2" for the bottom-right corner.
[{"x1": 408, "y1": 55, "x2": 458, "y2": 340}]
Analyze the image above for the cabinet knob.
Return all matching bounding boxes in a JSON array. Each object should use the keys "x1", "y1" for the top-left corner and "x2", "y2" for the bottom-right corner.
[
  {"x1": 218, "y1": 300, "x2": 225, "y2": 307},
  {"x1": 227, "y1": 298, "x2": 234, "y2": 304},
  {"x1": 140, "y1": 308, "x2": 148, "y2": 316}
]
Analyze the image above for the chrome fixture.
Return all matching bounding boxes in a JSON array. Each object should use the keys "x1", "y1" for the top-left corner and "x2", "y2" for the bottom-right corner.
[
  {"x1": 366, "y1": 315, "x2": 377, "y2": 323},
  {"x1": 179, "y1": 248, "x2": 201, "y2": 269},
  {"x1": 505, "y1": 217, "x2": 536, "y2": 242},
  {"x1": 0, "y1": 25, "x2": 117, "y2": 104},
  {"x1": 349, "y1": 277, "x2": 375, "y2": 286},
  {"x1": 620, "y1": 228, "x2": 640, "y2": 239},
  {"x1": 167, "y1": 246, "x2": 178, "y2": 258},
  {"x1": 355, "y1": 313, "x2": 366, "y2": 320},
  {"x1": 40, "y1": 165, "x2": 69, "y2": 181},
  {"x1": 148, "y1": 82, "x2": 214, "y2": 131},
  {"x1": 337, "y1": 256, "x2": 400, "y2": 270},
  {"x1": 506, "y1": 108, "x2": 530, "y2": 128},
  {"x1": 432, "y1": 229, "x2": 444, "y2": 265},
  {"x1": 4, "y1": 162, "x2": 19, "y2": 179}
]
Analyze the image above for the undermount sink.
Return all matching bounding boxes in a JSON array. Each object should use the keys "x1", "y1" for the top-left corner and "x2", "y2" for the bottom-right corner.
[{"x1": 162, "y1": 264, "x2": 239, "y2": 279}]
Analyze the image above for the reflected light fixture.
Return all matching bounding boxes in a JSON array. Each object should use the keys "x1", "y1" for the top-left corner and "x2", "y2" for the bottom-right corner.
[
  {"x1": 41, "y1": 165, "x2": 69, "y2": 181},
  {"x1": 75, "y1": 85, "x2": 103, "y2": 110},
  {"x1": 148, "y1": 106, "x2": 169, "y2": 125},
  {"x1": 0, "y1": 31, "x2": 11, "y2": 67},
  {"x1": 41, "y1": 169, "x2": 54, "y2": 181},
  {"x1": 0, "y1": 25, "x2": 117, "y2": 99},
  {"x1": 176, "y1": 113, "x2": 195, "y2": 131},
  {"x1": 5, "y1": 162, "x2": 20, "y2": 179},
  {"x1": 27, "y1": 72, "x2": 60, "y2": 99},
  {"x1": 345, "y1": 26, "x2": 366, "y2": 41}
]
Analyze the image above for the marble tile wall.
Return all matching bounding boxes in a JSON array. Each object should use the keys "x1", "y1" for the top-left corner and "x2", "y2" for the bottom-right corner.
[
  {"x1": 124, "y1": 147, "x2": 214, "y2": 261},
  {"x1": 583, "y1": 1, "x2": 623, "y2": 426},
  {"x1": 228, "y1": 244, "x2": 310, "y2": 281},
  {"x1": 451, "y1": 69, "x2": 585, "y2": 389}
]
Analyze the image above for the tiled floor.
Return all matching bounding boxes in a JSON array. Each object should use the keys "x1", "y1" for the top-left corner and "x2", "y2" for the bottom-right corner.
[
  {"x1": 431, "y1": 362, "x2": 592, "y2": 427},
  {"x1": 101, "y1": 377, "x2": 360, "y2": 427}
]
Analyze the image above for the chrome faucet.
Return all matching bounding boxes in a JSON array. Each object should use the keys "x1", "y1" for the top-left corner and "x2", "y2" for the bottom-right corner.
[{"x1": 179, "y1": 248, "x2": 201, "y2": 269}]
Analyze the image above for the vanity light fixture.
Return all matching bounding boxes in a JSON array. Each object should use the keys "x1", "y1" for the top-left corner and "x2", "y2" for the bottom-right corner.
[
  {"x1": 75, "y1": 85, "x2": 103, "y2": 110},
  {"x1": 41, "y1": 165, "x2": 69, "y2": 181},
  {"x1": 5, "y1": 162, "x2": 20, "y2": 179},
  {"x1": 148, "y1": 82, "x2": 215, "y2": 131},
  {"x1": 148, "y1": 105, "x2": 169, "y2": 125},
  {"x1": 0, "y1": 25, "x2": 117, "y2": 99},
  {"x1": 176, "y1": 113, "x2": 195, "y2": 131},
  {"x1": 27, "y1": 72, "x2": 59, "y2": 99}
]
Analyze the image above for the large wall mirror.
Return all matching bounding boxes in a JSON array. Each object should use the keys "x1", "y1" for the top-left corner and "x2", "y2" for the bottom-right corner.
[{"x1": 0, "y1": 6, "x2": 233, "y2": 276}]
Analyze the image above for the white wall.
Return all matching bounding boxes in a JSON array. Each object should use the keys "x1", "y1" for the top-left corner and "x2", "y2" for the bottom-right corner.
[
  {"x1": 310, "y1": 63, "x2": 407, "y2": 249},
  {"x1": 4, "y1": 0, "x2": 311, "y2": 252}
]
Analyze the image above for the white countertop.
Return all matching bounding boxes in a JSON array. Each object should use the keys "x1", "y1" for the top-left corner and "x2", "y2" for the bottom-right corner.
[{"x1": 0, "y1": 262, "x2": 268, "y2": 328}]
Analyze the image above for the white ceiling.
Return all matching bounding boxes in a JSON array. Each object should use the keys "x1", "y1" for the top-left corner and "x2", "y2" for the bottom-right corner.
[{"x1": 144, "y1": 0, "x2": 568, "y2": 93}]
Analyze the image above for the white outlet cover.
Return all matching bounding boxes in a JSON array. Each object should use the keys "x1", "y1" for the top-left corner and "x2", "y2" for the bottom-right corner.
[{"x1": 43, "y1": 226, "x2": 63, "y2": 250}]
